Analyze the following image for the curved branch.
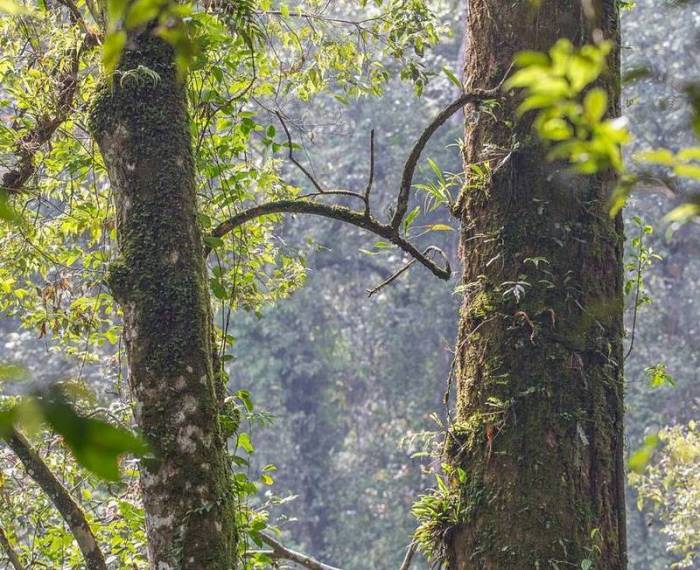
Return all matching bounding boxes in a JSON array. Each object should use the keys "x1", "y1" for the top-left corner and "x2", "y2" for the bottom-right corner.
[
  {"x1": 207, "y1": 199, "x2": 451, "y2": 280},
  {"x1": 390, "y1": 70, "x2": 512, "y2": 229},
  {"x1": 3, "y1": 429, "x2": 108, "y2": 570},
  {"x1": 260, "y1": 533, "x2": 343, "y2": 570}
]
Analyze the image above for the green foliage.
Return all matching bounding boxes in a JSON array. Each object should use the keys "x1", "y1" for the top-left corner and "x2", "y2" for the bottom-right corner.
[
  {"x1": 506, "y1": 39, "x2": 629, "y2": 173},
  {"x1": 411, "y1": 465, "x2": 467, "y2": 567},
  {"x1": 2, "y1": 1, "x2": 447, "y2": 561},
  {"x1": 636, "y1": 148, "x2": 700, "y2": 222},
  {"x1": 510, "y1": 39, "x2": 700, "y2": 223},
  {"x1": 644, "y1": 363, "x2": 676, "y2": 389},
  {"x1": 629, "y1": 433, "x2": 660, "y2": 474},
  {"x1": 0, "y1": 0, "x2": 32, "y2": 15},
  {"x1": 625, "y1": 216, "x2": 661, "y2": 307},
  {"x1": 0, "y1": 406, "x2": 148, "y2": 568},
  {"x1": 1, "y1": 386, "x2": 148, "y2": 481},
  {"x1": 629, "y1": 422, "x2": 700, "y2": 568}
]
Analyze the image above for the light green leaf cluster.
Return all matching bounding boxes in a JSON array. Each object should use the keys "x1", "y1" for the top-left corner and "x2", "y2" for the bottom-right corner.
[
  {"x1": 506, "y1": 39, "x2": 630, "y2": 174},
  {"x1": 636, "y1": 148, "x2": 700, "y2": 222},
  {"x1": 510, "y1": 40, "x2": 700, "y2": 223},
  {"x1": 629, "y1": 422, "x2": 700, "y2": 568}
]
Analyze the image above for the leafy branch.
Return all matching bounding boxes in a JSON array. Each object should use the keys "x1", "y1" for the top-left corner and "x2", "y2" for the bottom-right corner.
[{"x1": 1, "y1": 31, "x2": 98, "y2": 195}]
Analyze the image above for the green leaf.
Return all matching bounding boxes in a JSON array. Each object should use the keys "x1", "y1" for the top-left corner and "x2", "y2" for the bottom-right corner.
[
  {"x1": 125, "y1": 0, "x2": 162, "y2": 28},
  {"x1": 677, "y1": 147, "x2": 700, "y2": 161},
  {"x1": 236, "y1": 390, "x2": 254, "y2": 412},
  {"x1": 40, "y1": 389, "x2": 148, "y2": 481},
  {"x1": 663, "y1": 201, "x2": 700, "y2": 224},
  {"x1": 0, "y1": 363, "x2": 29, "y2": 382},
  {"x1": 0, "y1": 191, "x2": 20, "y2": 223},
  {"x1": 0, "y1": 0, "x2": 31, "y2": 15},
  {"x1": 674, "y1": 163, "x2": 700, "y2": 179},
  {"x1": 583, "y1": 87, "x2": 607, "y2": 123},
  {"x1": 513, "y1": 50, "x2": 550, "y2": 68},
  {"x1": 107, "y1": 0, "x2": 128, "y2": 24},
  {"x1": 539, "y1": 118, "x2": 573, "y2": 141},
  {"x1": 636, "y1": 148, "x2": 676, "y2": 166},
  {"x1": 237, "y1": 432, "x2": 255, "y2": 454},
  {"x1": 102, "y1": 31, "x2": 126, "y2": 75},
  {"x1": 629, "y1": 433, "x2": 660, "y2": 474},
  {"x1": 644, "y1": 363, "x2": 675, "y2": 389},
  {"x1": 442, "y1": 66, "x2": 462, "y2": 88}
]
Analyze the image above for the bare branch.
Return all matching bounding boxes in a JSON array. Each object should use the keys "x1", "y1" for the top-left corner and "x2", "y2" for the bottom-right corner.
[
  {"x1": 276, "y1": 111, "x2": 325, "y2": 193},
  {"x1": 3, "y1": 430, "x2": 108, "y2": 570},
  {"x1": 207, "y1": 199, "x2": 451, "y2": 280},
  {"x1": 399, "y1": 543, "x2": 417, "y2": 570},
  {"x1": 0, "y1": 526, "x2": 26, "y2": 570},
  {"x1": 260, "y1": 532, "x2": 343, "y2": 570},
  {"x1": 205, "y1": 74, "x2": 516, "y2": 282},
  {"x1": 1, "y1": 33, "x2": 98, "y2": 195},
  {"x1": 55, "y1": 0, "x2": 90, "y2": 35},
  {"x1": 257, "y1": 9, "x2": 382, "y2": 28},
  {"x1": 390, "y1": 68, "x2": 512, "y2": 229},
  {"x1": 366, "y1": 245, "x2": 449, "y2": 297},
  {"x1": 367, "y1": 258, "x2": 416, "y2": 297},
  {"x1": 364, "y1": 129, "x2": 375, "y2": 216}
]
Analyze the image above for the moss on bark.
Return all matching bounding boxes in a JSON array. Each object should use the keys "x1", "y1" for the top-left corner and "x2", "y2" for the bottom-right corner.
[
  {"x1": 88, "y1": 29, "x2": 237, "y2": 569},
  {"x1": 444, "y1": 1, "x2": 626, "y2": 568}
]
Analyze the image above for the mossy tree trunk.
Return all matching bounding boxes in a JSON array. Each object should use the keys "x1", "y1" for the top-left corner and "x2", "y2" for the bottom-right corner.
[
  {"x1": 89, "y1": 30, "x2": 237, "y2": 569},
  {"x1": 445, "y1": 1, "x2": 626, "y2": 568}
]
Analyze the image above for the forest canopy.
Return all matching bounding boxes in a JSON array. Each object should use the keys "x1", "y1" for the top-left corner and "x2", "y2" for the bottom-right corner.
[{"x1": 0, "y1": 0, "x2": 699, "y2": 568}]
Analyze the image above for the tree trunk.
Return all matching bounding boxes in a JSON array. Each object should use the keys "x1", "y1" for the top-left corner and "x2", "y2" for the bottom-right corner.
[
  {"x1": 88, "y1": 30, "x2": 237, "y2": 569},
  {"x1": 446, "y1": 1, "x2": 626, "y2": 568}
]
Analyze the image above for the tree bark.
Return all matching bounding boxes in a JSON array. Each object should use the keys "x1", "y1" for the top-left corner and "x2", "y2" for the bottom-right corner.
[
  {"x1": 445, "y1": 1, "x2": 625, "y2": 568},
  {"x1": 88, "y1": 29, "x2": 236, "y2": 569}
]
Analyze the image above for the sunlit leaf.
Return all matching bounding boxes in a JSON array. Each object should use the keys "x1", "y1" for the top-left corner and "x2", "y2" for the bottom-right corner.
[
  {"x1": 40, "y1": 390, "x2": 148, "y2": 481},
  {"x1": 583, "y1": 87, "x2": 607, "y2": 122},
  {"x1": 102, "y1": 31, "x2": 126, "y2": 74},
  {"x1": 629, "y1": 433, "x2": 660, "y2": 474},
  {"x1": 0, "y1": 0, "x2": 31, "y2": 15}
]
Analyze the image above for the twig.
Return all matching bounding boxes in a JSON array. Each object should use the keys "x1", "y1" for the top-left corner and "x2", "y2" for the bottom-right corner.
[
  {"x1": 0, "y1": 526, "x2": 26, "y2": 570},
  {"x1": 399, "y1": 542, "x2": 417, "y2": 570},
  {"x1": 364, "y1": 129, "x2": 375, "y2": 216},
  {"x1": 276, "y1": 111, "x2": 325, "y2": 193},
  {"x1": 624, "y1": 227, "x2": 644, "y2": 361},
  {"x1": 55, "y1": 0, "x2": 90, "y2": 35},
  {"x1": 367, "y1": 258, "x2": 416, "y2": 297},
  {"x1": 260, "y1": 532, "x2": 343, "y2": 570},
  {"x1": 3, "y1": 430, "x2": 108, "y2": 570},
  {"x1": 257, "y1": 9, "x2": 382, "y2": 28},
  {"x1": 366, "y1": 245, "x2": 449, "y2": 297}
]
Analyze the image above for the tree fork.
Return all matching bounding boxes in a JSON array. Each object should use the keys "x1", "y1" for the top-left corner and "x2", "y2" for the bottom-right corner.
[
  {"x1": 88, "y1": 29, "x2": 237, "y2": 569},
  {"x1": 444, "y1": 0, "x2": 626, "y2": 568}
]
